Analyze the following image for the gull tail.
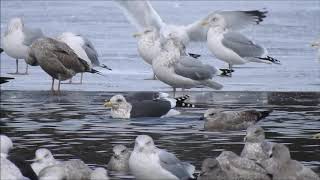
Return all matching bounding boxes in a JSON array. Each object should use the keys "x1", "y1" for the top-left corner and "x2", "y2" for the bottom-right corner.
[
  {"x1": 201, "y1": 80, "x2": 223, "y2": 90},
  {"x1": 258, "y1": 56, "x2": 281, "y2": 65},
  {"x1": 100, "y1": 64, "x2": 112, "y2": 71}
]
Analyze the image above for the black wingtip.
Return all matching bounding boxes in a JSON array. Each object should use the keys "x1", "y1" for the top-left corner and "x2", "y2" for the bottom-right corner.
[
  {"x1": 100, "y1": 64, "x2": 112, "y2": 71},
  {"x1": 0, "y1": 48, "x2": 3, "y2": 54},
  {"x1": 245, "y1": 10, "x2": 268, "y2": 24},
  {"x1": 219, "y1": 68, "x2": 234, "y2": 76},
  {"x1": 259, "y1": 109, "x2": 273, "y2": 120},
  {"x1": 175, "y1": 95, "x2": 190, "y2": 102},
  {"x1": 90, "y1": 68, "x2": 105, "y2": 76},
  {"x1": 0, "y1": 77, "x2": 15, "y2": 84},
  {"x1": 188, "y1": 53, "x2": 201, "y2": 59},
  {"x1": 259, "y1": 56, "x2": 281, "y2": 64}
]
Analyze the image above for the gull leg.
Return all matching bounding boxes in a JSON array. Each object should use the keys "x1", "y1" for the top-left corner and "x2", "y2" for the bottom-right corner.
[
  {"x1": 228, "y1": 64, "x2": 233, "y2": 77},
  {"x1": 51, "y1": 78, "x2": 55, "y2": 95},
  {"x1": 57, "y1": 79, "x2": 61, "y2": 96},
  {"x1": 24, "y1": 64, "x2": 29, "y2": 75},
  {"x1": 8, "y1": 59, "x2": 19, "y2": 74},
  {"x1": 80, "y1": 73, "x2": 83, "y2": 84},
  {"x1": 173, "y1": 87, "x2": 176, "y2": 98}
]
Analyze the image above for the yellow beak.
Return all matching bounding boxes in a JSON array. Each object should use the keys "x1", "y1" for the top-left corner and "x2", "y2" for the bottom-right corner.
[
  {"x1": 201, "y1": 21, "x2": 209, "y2": 27},
  {"x1": 133, "y1": 32, "x2": 142, "y2": 38},
  {"x1": 104, "y1": 101, "x2": 113, "y2": 107}
]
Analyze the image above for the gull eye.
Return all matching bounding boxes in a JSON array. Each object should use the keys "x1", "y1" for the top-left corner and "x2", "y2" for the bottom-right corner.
[
  {"x1": 116, "y1": 99, "x2": 122, "y2": 103},
  {"x1": 146, "y1": 141, "x2": 151, "y2": 145},
  {"x1": 209, "y1": 113, "x2": 215, "y2": 116},
  {"x1": 44, "y1": 153, "x2": 49, "y2": 158},
  {"x1": 212, "y1": 17, "x2": 217, "y2": 22},
  {"x1": 121, "y1": 149, "x2": 126, "y2": 153}
]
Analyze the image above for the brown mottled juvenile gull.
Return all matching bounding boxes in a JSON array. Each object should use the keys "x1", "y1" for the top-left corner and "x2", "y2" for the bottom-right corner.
[
  {"x1": 198, "y1": 158, "x2": 229, "y2": 180},
  {"x1": 260, "y1": 144, "x2": 320, "y2": 180},
  {"x1": 2, "y1": 17, "x2": 43, "y2": 74},
  {"x1": 27, "y1": 37, "x2": 102, "y2": 95},
  {"x1": 217, "y1": 151, "x2": 271, "y2": 180},
  {"x1": 107, "y1": 144, "x2": 131, "y2": 172},
  {"x1": 201, "y1": 109, "x2": 272, "y2": 131}
]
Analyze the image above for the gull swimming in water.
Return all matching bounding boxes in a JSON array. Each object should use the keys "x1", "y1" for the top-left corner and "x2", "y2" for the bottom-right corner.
[
  {"x1": 241, "y1": 125, "x2": 274, "y2": 162},
  {"x1": 311, "y1": 38, "x2": 320, "y2": 62},
  {"x1": 1, "y1": 17, "x2": 43, "y2": 75},
  {"x1": 152, "y1": 36, "x2": 223, "y2": 96},
  {"x1": 129, "y1": 135, "x2": 195, "y2": 180},
  {"x1": 0, "y1": 135, "x2": 30, "y2": 180},
  {"x1": 107, "y1": 144, "x2": 131, "y2": 172},
  {"x1": 30, "y1": 148, "x2": 60, "y2": 176},
  {"x1": 26, "y1": 37, "x2": 103, "y2": 95},
  {"x1": 217, "y1": 151, "x2": 271, "y2": 180},
  {"x1": 201, "y1": 109, "x2": 271, "y2": 131},
  {"x1": 260, "y1": 143, "x2": 320, "y2": 180},
  {"x1": 56, "y1": 32, "x2": 111, "y2": 84},
  {"x1": 198, "y1": 158, "x2": 229, "y2": 180},
  {"x1": 104, "y1": 93, "x2": 180, "y2": 119},
  {"x1": 201, "y1": 11, "x2": 280, "y2": 75}
]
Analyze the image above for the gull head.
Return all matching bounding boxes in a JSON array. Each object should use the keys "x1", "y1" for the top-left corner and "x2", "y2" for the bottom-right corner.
[
  {"x1": 112, "y1": 145, "x2": 130, "y2": 160},
  {"x1": 104, "y1": 95, "x2": 132, "y2": 119},
  {"x1": 201, "y1": 108, "x2": 223, "y2": 120},
  {"x1": 31, "y1": 148, "x2": 55, "y2": 163},
  {"x1": 134, "y1": 135, "x2": 155, "y2": 153},
  {"x1": 8, "y1": 17, "x2": 24, "y2": 32},
  {"x1": 244, "y1": 125, "x2": 265, "y2": 143},
  {"x1": 91, "y1": 167, "x2": 109, "y2": 180},
  {"x1": 200, "y1": 158, "x2": 221, "y2": 175},
  {"x1": 0, "y1": 135, "x2": 13, "y2": 156},
  {"x1": 269, "y1": 143, "x2": 291, "y2": 162},
  {"x1": 202, "y1": 13, "x2": 226, "y2": 28}
]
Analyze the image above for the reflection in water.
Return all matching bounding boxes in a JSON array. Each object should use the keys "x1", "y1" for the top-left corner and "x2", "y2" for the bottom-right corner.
[{"x1": 0, "y1": 91, "x2": 319, "y2": 179}]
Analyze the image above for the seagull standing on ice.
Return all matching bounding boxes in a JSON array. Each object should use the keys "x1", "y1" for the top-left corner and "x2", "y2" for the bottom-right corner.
[{"x1": 1, "y1": 17, "x2": 43, "y2": 75}]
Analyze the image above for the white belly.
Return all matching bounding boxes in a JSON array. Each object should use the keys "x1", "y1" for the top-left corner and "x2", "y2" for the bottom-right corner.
[
  {"x1": 137, "y1": 40, "x2": 160, "y2": 65},
  {"x1": 2, "y1": 30, "x2": 29, "y2": 59},
  {"x1": 129, "y1": 152, "x2": 178, "y2": 180},
  {"x1": 207, "y1": 30, "x2": 247, "y2": 65}
]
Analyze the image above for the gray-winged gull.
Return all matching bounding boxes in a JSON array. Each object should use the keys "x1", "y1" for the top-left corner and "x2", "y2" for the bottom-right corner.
[
  {"x1": 1, "y1": 17, "x2": 43, "y2": 74},
  {"x1": 26, "y1": 37, "x2": 103, "y2": 95},
  {"x1": 107, "y1": 144, "x2": 131, "y2": 172},
  {"x1": 30, "y1": 148, "x2": 60, "y2": 176},
  {"x1": 129, "y1": 135, "x2": 195, "y2": 180},
  {"x1": 201, "y1": 11, "x2": 280, "y2": 75},
  {"x1": 104, "y1": 93, "x2": 180, "y2": 119},
  {"x1": 241, "y1": 125, "x2": 274, "y2": 162},
  {"x1": 56, "y1": 32, "x2": 111, "y2": 84},
  {"x1": 198, "y1": 158, "x2": 229, "y2": 180},
  {"x1": 260, "y1": 143, "x2": 320, "y2": 180},
  {"x1": 152, "y1": 36, "x2": 223, "y2": 96},
  {"x1": 0, "y1": 135, "x2": 30, "y2": 180},
  {"x1": 217, "y1": 151, "x2": 271, "y2": 180},
  {"x1": 201, "y1": 109, "x2": 271, "y2": 131},
  {"x1": 311, "y1": 38, "x2": 320, "y2": 62}
]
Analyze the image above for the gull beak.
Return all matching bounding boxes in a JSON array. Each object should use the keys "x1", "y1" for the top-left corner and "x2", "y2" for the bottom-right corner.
[
  {"x1": 133, "y1": 32, "x2": 142, "y2": 38},
  {"x1": 26, "y1": 158, "x2": 38, "y2": 162},
  {"x1": 201, "y1": 21, "x2": 209, "y2": 27},
  {"x1": 104, "y1": 101, "x2": 113, "y2": 107}
]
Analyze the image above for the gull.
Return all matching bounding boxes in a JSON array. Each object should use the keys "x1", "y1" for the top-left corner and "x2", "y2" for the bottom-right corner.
[
  {"x1": 1, "y1": 17, "x2": 43, "y2": 75},
  {"x1": 38, "y1": 159, "x2": 92, "y2": 180},
  {"x1": 26, "y1": 37, "x2": 103, "y2": 95},
  {"x1": 198, "y1": 158, "x2": 228, "y2": 180},
  {"x1": 201, "y1": 109, "x2": 272, "y2": 131},
  {"x1": 104, "y1": 93, "x2": 180, "y2": 119},
  {"x1": 241, "y1": 125, "x2": 274, "y2": 162},
  {"x1": 0, "y1": 135, "x2": 30, "y2": 180},
  {"x1": 30, "y1": 148, "x2": 60, "y2": 176},
  {"x1": 56, "y1": 32, "x2": 111, "y2": 84},
  {"x1": 216, "y1": 151, "x2": 271, "y2": 180},
  {"x1": 133, "y1": 28, "x2": 201, "y2": 80},
  {"x1": 201, "y1": 11, "x2": 280, "y2": 75},
  {"x1": 311, "y1": 38, "x2": 320, "y2": 62},
  {"x1": 129, "y1": 135, "x2": 195, "y2": 180},
  {"x1": 152, "y1": 36, "x2": 223, "y2": 96},
  {"x1": 260, "y1": 143, "x2": 320, "y2": 180},
  {"x1": 107, "y1": 144, "x2": 131, "y2": 172}
]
